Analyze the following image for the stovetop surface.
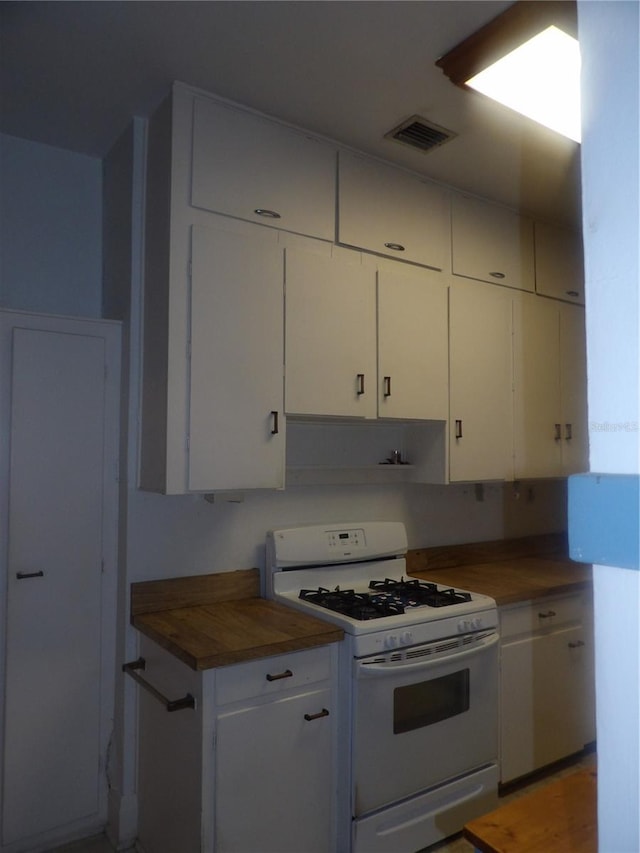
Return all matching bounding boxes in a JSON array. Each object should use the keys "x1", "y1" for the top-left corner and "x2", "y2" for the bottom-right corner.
[{"x1": 271, "y1": 558, "x2": 498, "y2": 639}]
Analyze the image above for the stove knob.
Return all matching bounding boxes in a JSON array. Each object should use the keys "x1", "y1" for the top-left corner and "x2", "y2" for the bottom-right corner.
[
  {"x1": 385, "y1": 634, "x2": 398, "y2": 650},
  {"x1": 471, "y1": 616, "x2": 483, "y2": 630},
  {"x1": 458, "y1": 620, "x2": 470, "y2": 633},
  {"x1": 400, "y1": 631, "x2": 414, "y2": 646}
]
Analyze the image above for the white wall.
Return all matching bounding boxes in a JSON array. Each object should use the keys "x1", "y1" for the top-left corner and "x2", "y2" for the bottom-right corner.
[
  {"x1": 0, "y1": 133, "x2": 102, "y2": 317},
  {"x1": 578, "y1": 1, "x2": 640, "y2": 849}
]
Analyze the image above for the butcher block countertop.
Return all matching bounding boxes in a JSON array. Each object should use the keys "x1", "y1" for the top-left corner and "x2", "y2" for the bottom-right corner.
[
  {"x1": 406, "y1": 533, "x2": 592, "y2": 606},
  {"x1": 131, "y1": 534, "x2": 590, "y2": 671},
  {"x1": 130, "y1": 569, "x2": 343, "y2": 671}
]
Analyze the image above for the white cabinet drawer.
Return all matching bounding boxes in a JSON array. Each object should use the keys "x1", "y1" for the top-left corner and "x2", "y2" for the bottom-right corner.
[
  {"x1": 191, "y1": 96, "x2": 336, "y2": 240},
  {"x1": 500, "y1": 594, "x2": 582, "y2": 640},
  {"x1": 215, "y1": 645, "x2": 333, "y2": 705}
]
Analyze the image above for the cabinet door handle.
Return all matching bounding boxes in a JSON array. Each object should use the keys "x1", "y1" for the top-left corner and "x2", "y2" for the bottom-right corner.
[
  {"x1": 566, "y1": 290, "x2": 580, "y2": 298},
  {"x1": 554, "y1": 423, "x2": 562, "y2": 441},
  {"x1": 565, "y1": 423, "x2": 573, "y2": 440},
  {"x1": 270, "y1": 410, "x2": 279, "y2": 435},
  {"x1": 265, "y1": 669, "x2": 293, "y2": 682},
  {"x1": 489, "y1": 271, "x2": 506, "y2": 279},
  {"x1": 383, "y1": 376, "x2": 392, "y2": 398},
  {"x1": 16, "y1": 570, "x2": 44, "y2": 580},
  {"x1": 254, "y1": 208, "x2": 281, "y2": 219},
  {"x1": 568, "y1": 640, "x2": 585, "y2": 649},
  {"x1": 384, "y1": 242, "x2": 405, "y2": 252},
  {"x1": 455, "y1": 419, "x2": 463, "y2": 440},
  {"x1": 304, "y1": 708, "x2": 330, "y2": 722},
  {"x1": 356, "y1": 373, "x2": 365, "y2": 396},
  {"x1": 538, "y1": 610, "x2": 557, "y2": 619}
]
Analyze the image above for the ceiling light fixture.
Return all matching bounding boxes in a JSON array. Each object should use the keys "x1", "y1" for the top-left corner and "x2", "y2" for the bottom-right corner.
[{"x1": 436, "y1": 0, "x2": 581, "y2": 143}]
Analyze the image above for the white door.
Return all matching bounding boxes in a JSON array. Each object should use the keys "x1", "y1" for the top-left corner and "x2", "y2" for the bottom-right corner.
[
  {"x1": 377, "y1": 266, "x2": 448, "y2": 421},
  {"x1": 449, "y1": 280, "x2": 514, "y2": 482},
  {"x1": 2, "y1": 320, "x2": 119, "y2": 848},
  {"x1": 284, "y1": 244, "x2": 377, "y2": 418},
  {"x1": 189, "y1": 223, "x2": 285, "y2": 491}
]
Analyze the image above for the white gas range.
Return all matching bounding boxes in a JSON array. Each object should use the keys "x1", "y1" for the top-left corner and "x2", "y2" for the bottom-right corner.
[{"x1": 266, "y1": 521, "x2": 500, "y2": 853}]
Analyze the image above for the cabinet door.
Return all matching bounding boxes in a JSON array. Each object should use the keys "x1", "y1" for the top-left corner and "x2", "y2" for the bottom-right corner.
[
  {"x1": 500, "y1": 626, "x2": 587, "y2": 783},
  {"x1": 534, "y1": 221, "x2": 584, "y2": 304},
  {"x1": 560, "y1": 304, "x2": 589, "y2": 474},
  {"x1": 189, "y1": 223, "x2": 285, "y2": 490},
  {"x1": 2, "y1": 324, "x2": 117, "y2": 846},
  {"x1": 452, "y1": 193, "x2": 535, "y2": 291},
  {"x1": 285, "y1": 244, "x2": 377, "y2": 418},
  {"x1": 337, "y1": 151, "x2": 450, "y2": 270},
  {"x1": 513, "y1": 294, "x2": 563, "y2": 478},
  {"x1": 191, "y1": 97, "x2": 335, "y2": 240},
  {"x1": 215, "y1": 688, "x2": 333, "y2": 853},
  {"x1": 449, "y1": 280, "x2": 514, "y2": 481},
  {"x1": 377, "y1": 265, "x2": 448, "y2": 420}
]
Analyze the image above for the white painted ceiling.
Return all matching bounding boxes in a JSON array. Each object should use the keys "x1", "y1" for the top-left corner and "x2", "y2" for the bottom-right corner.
[{"x1": 0, "y1": 0, "x2": 582, "y2": 226}]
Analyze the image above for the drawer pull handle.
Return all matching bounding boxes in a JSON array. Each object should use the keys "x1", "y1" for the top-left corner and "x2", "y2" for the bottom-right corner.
[
  {"x1": 304, "y1": 708, "x2": 330, "y2": 722},
  {"x1": 270, "y1": 410, "x2": 280, "y2": 435},
  {"x1": 565, "y1": 423, "x2": 573, "y2": 440},
  {"x1": 568, "y1": 640, "x2": 586, "y2": 649},
  {"x1": 383, "y1": 376, "x2": 392, "y2": 398},
  {"x1": 122, "y1": 658, "x2": 196, "y2": 712},
  {"x1": 455, "y1": 419, "x2": 463, "y2": 440},
  {"x1": 16, "y1": 570, "x2": 44, "y2": 579},
  {"x1": 538, "y1": 610, "x2": 557, "y2": 619},
  {"x1": 266, "y1": 669, "x2": 293, "y2": 682},
  {"x1": 554, "y1": 423, "x2": 562, "y2": 441},
  {"x1": 356, "y1": 373, "x2": 365, "y2": 396}
]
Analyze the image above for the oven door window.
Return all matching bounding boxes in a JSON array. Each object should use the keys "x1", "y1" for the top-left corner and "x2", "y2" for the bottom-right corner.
[{"x1": 393, "y1": 668, "x2": 470, "y2": 734}]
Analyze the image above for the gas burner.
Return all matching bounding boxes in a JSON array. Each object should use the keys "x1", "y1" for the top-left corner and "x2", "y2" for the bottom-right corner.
[
  {"x1": 299, "y1": 586, "x2": 405, "y2": 620},
  {"x1": 369, "y1": 577, "x2": 472, "y2": 608}
]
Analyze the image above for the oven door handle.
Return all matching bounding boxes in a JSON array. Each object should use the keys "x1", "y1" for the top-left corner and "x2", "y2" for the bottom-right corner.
[{"x1": 356, "y1": 632, "x2": 499, "y2": 678}]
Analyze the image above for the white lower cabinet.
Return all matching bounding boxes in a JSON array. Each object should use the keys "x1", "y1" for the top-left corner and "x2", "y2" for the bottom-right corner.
[
  {"x1": 499, "y1": 593, "x2": 595, "y2": 784},
  {"x1": 136, "y1": 639, "x2": 336, "y2": 853}
]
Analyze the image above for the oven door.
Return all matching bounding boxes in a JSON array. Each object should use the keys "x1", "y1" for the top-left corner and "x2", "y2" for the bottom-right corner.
[{"x1": 352, "y1": 630, "x2": 499, "y2": 817}]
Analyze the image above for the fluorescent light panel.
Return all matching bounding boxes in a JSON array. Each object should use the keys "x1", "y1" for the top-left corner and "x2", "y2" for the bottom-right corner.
[{"x1": 466, "y1": 25, "x2": 581, "y2": 142}]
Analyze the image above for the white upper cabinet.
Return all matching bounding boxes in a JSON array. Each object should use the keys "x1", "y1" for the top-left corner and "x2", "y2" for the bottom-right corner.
[
  {"x1": 559, "y1": 303, "x2": 589, "y2": 475},
  {"x1": 513, "y1": 295, "x2": 587, "y2": 478},
  {"x1": 377, "y1": 264, "x2": 449, "y2": 421},
  {"x1": 534, "y1": 221, "x2": 585, "y2": 304},
  {"x1": 284, "y1": 242, "x2": 377, "y2": 419},
  {"x1": 451, "y1": 193, "x2": 535, "y2": 292},
  {"x1": 337, "y1": 151, "x2": 450, "y2": 270},
  {"x1": 191, "y1": 95, "x2": 336, "y2": 240},
  {"x1": 188, "y1": 223, "x2": 285, "y2": 491},
  {"x1": 449, "y1": 279, "x2": 514, "y2": 482}
]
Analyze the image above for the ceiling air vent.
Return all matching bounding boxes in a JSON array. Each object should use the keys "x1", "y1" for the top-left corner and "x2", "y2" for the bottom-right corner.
[{"x1": 385, "y1": 115, "x2": 456, "y2": 153}]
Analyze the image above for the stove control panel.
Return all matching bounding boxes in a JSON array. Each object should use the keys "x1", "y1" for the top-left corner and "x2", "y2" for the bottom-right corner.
[{"x1": 327, "y1": 528, "x2": 365, "y2": 551}]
